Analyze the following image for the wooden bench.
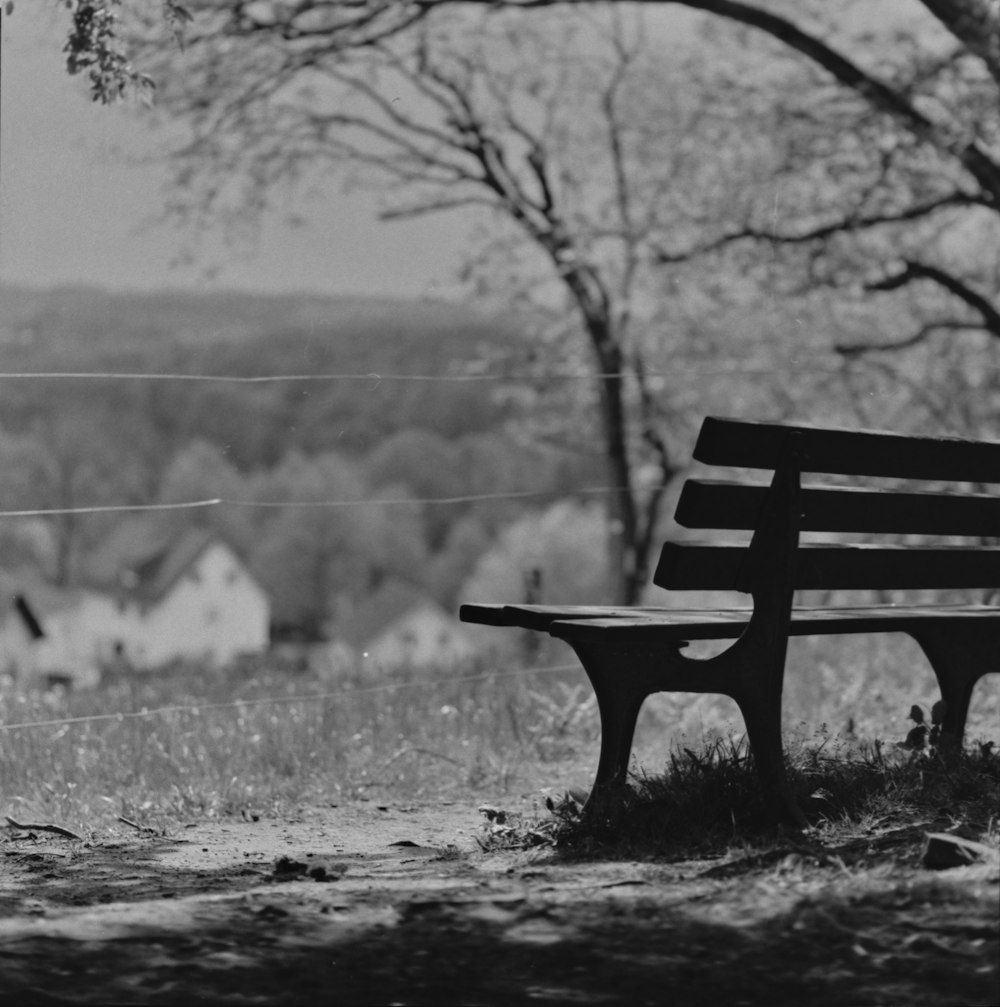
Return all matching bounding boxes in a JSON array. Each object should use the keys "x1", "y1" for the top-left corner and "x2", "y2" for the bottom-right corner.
[{"x1": 460, "y1": 417, "x2": 1000, "y2": 825}]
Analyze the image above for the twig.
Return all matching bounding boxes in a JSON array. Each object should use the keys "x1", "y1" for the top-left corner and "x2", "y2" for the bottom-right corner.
[
  {"x1": 117, "y1": 816, "x2": 158, "y2": 835},
  {"x1": 375, "y1": 744, "x2": 463, "y2": 775},
  {"x1": 4, "y1": 816, "x2": 82, "y2": 840}
]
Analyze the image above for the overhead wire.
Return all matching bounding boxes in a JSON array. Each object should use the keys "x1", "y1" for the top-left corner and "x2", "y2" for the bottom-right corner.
[
  {"x1": 0, "y1": 662, "x2": 581, "y2": 733},
  {"x1": 0, "y1": 360, "x2": 844, "y2": 384},
  {"x1": 0, "y1": 485, "x2": 657, "y2": 520},
  {"x1": 0, "y1": 361, "x2": 843, "y2": 517}
]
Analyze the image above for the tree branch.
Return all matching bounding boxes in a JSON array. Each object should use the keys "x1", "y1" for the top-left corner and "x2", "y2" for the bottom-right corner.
[
  {"x1": 601, "y1": 9, "x2": 642, "y2": 315},
  {"x1": 379, "y1": 195, "x2": 497, "y2": 219},
  {"x1": 661, "y1": 0, "x2": 1000, "y2": 206},
  {"x1": 835, "y1": 320, "x2": 988, "y2": 357},
  {"x1": 655, "y1": 192, "x2": 983, "y2": 262},
  {"x1": 865, "y1": 259, "x2": 1000, "y2": 337},
  {"x1": 425, "y1": 0, "x2": 1000, "y2": 206},
  {"x1": 918, "y1": 0, "x2": 1000, "y2": 86}
]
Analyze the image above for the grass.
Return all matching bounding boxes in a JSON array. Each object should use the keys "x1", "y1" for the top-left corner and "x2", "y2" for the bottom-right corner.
[
  {"x1": 478, "y1": 733, "x2": 1000, "y2": 867},
  {"x1": 0, "y1": 656, "x2": 594, "y2": 835},
  {"x1": 0, "y1": 634, "x2": 997, "y2": 845},
  {"x1": 571, "y1": 733, "x2": 997, "y2": 854}
]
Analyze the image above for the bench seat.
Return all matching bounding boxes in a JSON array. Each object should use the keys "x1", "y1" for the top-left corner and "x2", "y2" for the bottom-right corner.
[{"x1": 462, "y1": 602, "x2": 1000, "y2": 641}]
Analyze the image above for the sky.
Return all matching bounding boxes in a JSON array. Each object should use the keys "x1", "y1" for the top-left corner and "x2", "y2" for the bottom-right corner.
[{"x1": 0, "y1": 3, "x2": 471, "y2": 298}]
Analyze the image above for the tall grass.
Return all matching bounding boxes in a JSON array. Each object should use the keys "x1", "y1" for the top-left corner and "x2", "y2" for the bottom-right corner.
[
  {"x1": 0, "y1": 656, "x2": 594, "y2": 834},
  {"x1": 498, "y1": 730, "x2": 1000, "y2": 861},
  {"x1": 1, "y1": 633, "x2": 996, "y2": 837}
]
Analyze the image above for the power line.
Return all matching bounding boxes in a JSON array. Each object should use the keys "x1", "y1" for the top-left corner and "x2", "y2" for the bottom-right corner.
[
  {"x1": 0, "y1": 362, "x2": 843, "y2": 384},
  {"x1": 0, "y1": 370, "x2": 534, "y2": 384},
  {"x1": 0, "y1": 486, "x2": 648, "y2": 519},
  {"x1": 0, "y1": 500, "x2": 223, "y2": 519}
]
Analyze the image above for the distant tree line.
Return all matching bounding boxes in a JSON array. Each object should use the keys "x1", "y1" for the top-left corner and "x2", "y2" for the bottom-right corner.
[{"x1": 0, "y1": 288, "x2": 613, "y2": 635}]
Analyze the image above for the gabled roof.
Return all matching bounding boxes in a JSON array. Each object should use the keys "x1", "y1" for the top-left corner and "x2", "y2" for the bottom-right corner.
[
  {"x1": 130, "y1": 527, "x2": 218, "y2": 603},
  {"x1": 85, "y1": 516, "x2": 176, "y2": 588},
  {"x1": 331, "y1": 580, "x2": 448, "y2": 649},
  {"x1": 85, "y1": 519, "x2": 231, "y2": 604}
]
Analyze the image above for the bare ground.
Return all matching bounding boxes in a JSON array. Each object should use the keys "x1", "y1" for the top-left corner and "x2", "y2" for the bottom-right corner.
[{"x1": 0, "y1": 800, "x2": 997, "y2": 1006}]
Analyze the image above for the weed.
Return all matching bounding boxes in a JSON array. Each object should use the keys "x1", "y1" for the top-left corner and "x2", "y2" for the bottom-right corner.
[
  {"x1": 521, "y1": 683, "x2": 598, "y2": 760},
  {"x1": 899, "y1": 700, "x2": 951, "y2": 754},
  {"x1": 540, "y1": 729, "x2": 1000, "y2": 860},
  {"x1": 476, "y1": 803, "x2": 560, "y2": 851}
]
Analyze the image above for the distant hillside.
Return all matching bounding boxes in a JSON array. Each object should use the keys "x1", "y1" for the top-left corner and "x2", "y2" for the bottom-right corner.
[
  {"x1": 0, "y1": 284, "x2": 534, "y2": 460},
  {"x1": 0, "y1": 282, "x2": 523, "y2": 361}
]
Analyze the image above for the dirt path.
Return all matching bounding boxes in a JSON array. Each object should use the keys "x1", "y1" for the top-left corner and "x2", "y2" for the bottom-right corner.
[{"x1": 1, "y1": 801, "x2": 996, "y2": 1005}]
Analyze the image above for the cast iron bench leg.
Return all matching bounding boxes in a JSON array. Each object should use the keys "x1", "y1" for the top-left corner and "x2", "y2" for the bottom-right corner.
[
  {"x1": 909, "y1": 626, "x2": 998, "y2": 746},
  {"x1": 728, "y1": 657, "x2": 805, "y2": 829},
  {"x1": 569, "y1": 641, "x2": 652, "y2": 796}
]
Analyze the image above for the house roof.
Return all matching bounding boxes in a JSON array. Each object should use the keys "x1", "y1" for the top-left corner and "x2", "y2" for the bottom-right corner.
[
  {"x1": 85, "y1": 516, "x2": 176, "y2": 587},
  {"x1": 331, "y1": 580, "x2": 447, "y2": 649},
  {"x1": 131, "y1": 527, "x2": 218, "y2": 603},
  {"x1": 85, "y1": 519, "x2": 233, "y2": 604}
]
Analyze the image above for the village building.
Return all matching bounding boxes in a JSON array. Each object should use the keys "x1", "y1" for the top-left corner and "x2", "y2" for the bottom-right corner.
[
  {"x1": 323, "y1": 579, "x2": 478, "y2": 674},
  {"x1": 0, "y1": 575, "x2": 46, "y2": 687},
  {"x1": 0, "y1": 522, "x2": 270, "y2": 687},
  {"x1": 83, "y1": 521, "x2": 271, "y2": 671}
]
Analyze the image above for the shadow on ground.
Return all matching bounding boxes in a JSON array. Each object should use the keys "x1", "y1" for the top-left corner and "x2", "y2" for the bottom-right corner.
[{"x1": 0, "y1": 802, "x2": 996, "y2": 1006}]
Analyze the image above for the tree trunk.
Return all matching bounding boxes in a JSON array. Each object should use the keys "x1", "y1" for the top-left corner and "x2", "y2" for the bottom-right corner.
[{"x1": 587, "y1": 315, "x2": 643, "y2": 606}]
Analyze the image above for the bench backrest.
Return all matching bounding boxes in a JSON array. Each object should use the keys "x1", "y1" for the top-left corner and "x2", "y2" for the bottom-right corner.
[{"x1": 655, "y1": 417, "x2": 1000, "y2": 594}]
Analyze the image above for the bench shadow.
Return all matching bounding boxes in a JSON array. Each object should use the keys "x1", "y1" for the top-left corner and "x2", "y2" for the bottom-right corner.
[{"x1": 0, "y1": 858, "x2": 994, "y2": 1006}]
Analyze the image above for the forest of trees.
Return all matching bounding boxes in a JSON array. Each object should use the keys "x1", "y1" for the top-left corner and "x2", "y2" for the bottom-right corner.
[{"x1": 0, "y1": 285, "x2": 618, "y2": 636}]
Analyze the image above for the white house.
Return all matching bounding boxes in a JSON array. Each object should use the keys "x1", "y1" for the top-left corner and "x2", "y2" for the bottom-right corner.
[
  {"x1": 325, "y1": 580, "x2": 478, "y2": 673},
  {"x1": 80, "y1": 523, "x2": 271, "y2": 670},
  {"x1": 0, "y1": 524, "x2": 269, "y2": 687},
  {"x1": 0, "y1": 573, "x2": 108, "y2": 689},
  {"x1": 26, "y1": 583, "x2": 112, "y2": 689}
]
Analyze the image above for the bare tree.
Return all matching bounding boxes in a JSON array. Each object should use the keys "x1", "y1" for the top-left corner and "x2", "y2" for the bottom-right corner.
[
  {"x1": 88, "y1": 6, "x2": 774, "y2": 604},
  {"x1": 61, "y1": 1, "x2": 998, "y2": 305}
]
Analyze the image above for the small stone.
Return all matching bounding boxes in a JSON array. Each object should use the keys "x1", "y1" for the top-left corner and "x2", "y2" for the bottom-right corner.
[
  {"x1": 273, "y1": 855, "x2": 308, "y2": 877},
  {"x1": 922, "y1": 833, "x2": 997, "y2": 870}
]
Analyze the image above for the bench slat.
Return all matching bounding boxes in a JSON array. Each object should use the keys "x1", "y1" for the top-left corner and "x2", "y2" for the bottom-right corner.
[
  {"x1": 655, "y1": 541, "x2": 1000, "y2": 591},
  {"x1": 459, "y1": 602, "x2": 755, "y2": 634},
  {"x1": 547, "y1": 604, "x2": 1000, "y2": 643},
  {"x1": 695, "y1": 416, "x2": 1000, "y2": 483},
  {"x1": 675, "y1": 479, "x2": 1000, "y2": 536},
  {"x1": 458, "y1": 603, "x2": 688, "y2": 631}
]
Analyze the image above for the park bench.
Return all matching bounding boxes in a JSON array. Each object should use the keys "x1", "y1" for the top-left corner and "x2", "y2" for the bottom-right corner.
[{"x1": 460, "y1": 416, "x2": 1000, "y2": 825}]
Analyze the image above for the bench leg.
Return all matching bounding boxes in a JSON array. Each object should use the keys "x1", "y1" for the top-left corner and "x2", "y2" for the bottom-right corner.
[
  {"x1": 572, "y1": 646, "x2": 649, "y2": 791},
  {"x1": 909, "y1": 627, "x2": 998, "y2": 746},
  {"x1": 590, "y1": 684, "x2": 647, "y2": 792},
  {"x1": 730, "y1": 662, "x2": 805, "y2": 829}
]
